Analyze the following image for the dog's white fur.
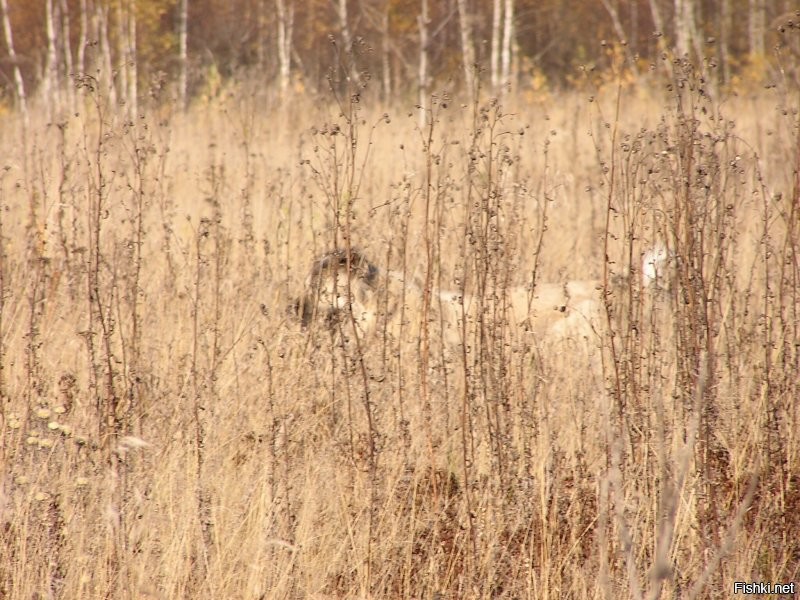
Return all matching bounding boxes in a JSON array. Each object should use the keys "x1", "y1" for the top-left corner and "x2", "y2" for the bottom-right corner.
[{"x1": 289, "y1": 247, "x2": 670, "y2": 350}]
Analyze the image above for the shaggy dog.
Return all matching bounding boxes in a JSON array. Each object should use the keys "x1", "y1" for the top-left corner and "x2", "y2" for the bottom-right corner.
[{"x1": 288, "y1": 247, "x2": 664, "y2": 349}]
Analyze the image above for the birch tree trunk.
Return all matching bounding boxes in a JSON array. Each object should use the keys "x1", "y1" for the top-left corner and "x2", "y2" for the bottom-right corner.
[
  {"x1": 337, "y1": 0, "x2": 360, "y2": 83},
  {"x1": 600, "y1": 0, "x2": 625, "y2": 44},
  {"x1": 98, "y1": 2, "x2": 117, "y2": 104},
  {"x1": 44, "y1": 0, "x2": 62, "y2": 118},
  {"x1": 599, "y1": 0, "x2": 640, "y2": 76},
  {"x1": 648, "y1": 0, "x2": 664, "y2": 36},
  {"x1": 500, "y1": 0, "x2": 514, "y2": 92},
  {"x1": 275, "y1": 0, "x2": 293, "y2": 97},
  {"x1": 647, "y1": 0, "x2": 670, "y2": 75},
  {"x1": 116, "y1": 0, "x2": 128, "y2": 108},
  {"x1": 674, "y1": 0, "x2": 690, "y2": 57},
  {"x1": 457, "y1": 0, "x2": 475, "y2": 98},
  {"x1": 59, "y1": 0, "x2": 75, "y2": 111},
  {"x1": 690, "y1": 0, "x2": 702, "y2": 66},
  {"x1": 78, "y1": 0, "x2": 88, "y2": 77},
  {"x1": 0, "y1": 0, "x2": 27, "y2": 123},
  {"x1": 256, "y1": 0, "x2": 265, "y2": 67},
  {"x1": 719, "y1": 0, "x2": 731, "y2": 83},
  {"x1": 381, "y1": 0, "x2": 391, "y2": 100},
  {"x1": 674, "y1": 0, "x2": 702, "y2": 62},
  {"x1": 338, "y1": 0, "x2": 352, "y2": 50},
  {"x1": 178, "y1": 0, "x2": 188, "y2": 109},
  {"x1": 490, "y1": 0, "x2": 501, "y2": 91},
  {"x1": 418, "y1": 0, "x2": 429, "y2": 127},
  {"x1": 748, "y1": 0, "x2": 765, "y2": 56},
  {"x1": 127, "y1": 0, "x2": 137, "y2": 116}
]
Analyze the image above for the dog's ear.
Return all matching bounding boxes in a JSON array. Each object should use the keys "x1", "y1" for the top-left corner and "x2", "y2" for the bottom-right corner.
[
  {"x1": 347, "y1": 248, "x2": 380, "y2": 286},
  {"x1": 642, "y1": 244, "x2": 670, "y2": 289},
  {"x1": 287, "y1": 295, "x2": 317, "y2": 328}
]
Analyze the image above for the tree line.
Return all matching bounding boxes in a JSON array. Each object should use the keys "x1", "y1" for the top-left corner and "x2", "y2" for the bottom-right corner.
[{"x1": 1, "y1": 0, "x2": 798, "y2": 117}]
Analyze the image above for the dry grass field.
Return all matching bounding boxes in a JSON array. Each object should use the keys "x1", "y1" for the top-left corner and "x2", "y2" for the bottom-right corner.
[{"x1": 0, "y1": 63, "x2": 798, "y2": 598}]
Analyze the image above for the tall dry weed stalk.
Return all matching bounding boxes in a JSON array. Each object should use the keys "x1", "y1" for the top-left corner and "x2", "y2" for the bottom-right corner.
[
  {"x1": 589, "y1": 54, "x2": 800, "y2": 597},
  {"x1": 0, "y1": 50, "x2": 797, "y2": 598}
]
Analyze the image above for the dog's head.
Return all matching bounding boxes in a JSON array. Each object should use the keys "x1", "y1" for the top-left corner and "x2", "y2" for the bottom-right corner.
[{"x1": 290, "y1": 248, "x2": 381, "y2": 330}]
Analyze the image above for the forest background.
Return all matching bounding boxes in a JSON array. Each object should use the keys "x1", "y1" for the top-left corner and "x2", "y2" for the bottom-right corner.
[{"x1": 1, "y1": 0, "x2": 799, "y2": 115}]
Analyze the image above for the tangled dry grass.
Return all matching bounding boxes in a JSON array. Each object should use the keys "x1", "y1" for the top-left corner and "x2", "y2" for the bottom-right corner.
[{"x1": 0, "y1": 62, "x2": 798, "y2": 599}]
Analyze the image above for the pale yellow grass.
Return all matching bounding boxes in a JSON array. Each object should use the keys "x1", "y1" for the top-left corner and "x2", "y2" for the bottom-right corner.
[{"x1": 0, "y1": 77, "x2": 797, "y2": 599}]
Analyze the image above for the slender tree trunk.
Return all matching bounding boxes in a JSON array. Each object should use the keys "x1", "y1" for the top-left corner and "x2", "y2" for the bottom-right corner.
[
  {"x1": 116, "y1": 0, "x2": 128, "y2": 108},
  {"x1": 276, "y1": 0, "x2": 293, "y2": 96},
  {"x1": 0, "y1": 0, "x2": 27, "y2": 123},
  {"x1": 719, "y1": 0, "x2": 731, "y2": 83},
  {"x1": 256, "y1": 0, "x2": 264, "y2": 66},
  {"x1": 674, "y1": 0, "x2": 700, "y2": 61},
  {"x1": 748, "y1": 0, "x2": 765, "y2": 56},
  {"x1": 648, "y1": 0, "x2": 664, "y2": 36},
  {"x1": 338, "y1": 0, "x2": 356, "y2": 82},
  {"x1": 98, "y1": 2, "x2": 117, "y2": 104},
  {"x1": 690, "y1": 0, "x2": 702, "y2": 65},
  {"x1": 59, "y1": 0, "x2": 74, "y2": 110},
  {"x1": 127, "y1": 0, "x2": 137, "y2": 115},
  {"x1": 600, "y1": 0, "x2": 640, "y2": 76},
  {"x1": 178, "y1": 0, "x2": 188, "y2": 108},
  {"x1": 457, "y1": 0, "x2": 475, "y2": 98},
  {"x1": 490, "y1": 0, "x2": 501, "y2": 91},
  {"x1": 338, "y1": 0, "x2": 352, "y2": 50},
  {"x1": 647, "y1": 0, "x2": 671, "y2": 75},
  {"x1": 78, "y1": 0, "x2": 88, "y2": 76},
  {"x1": 337, "y1": 0, "x2": 360, "y2": 83},
  {"x1": 500, "y1": 0, "x2": 514, "y2": 92},
  {"x1": 45, "y1": 0, "x2": 62, "y2": 118},
  {"x1": 381, "y1": 0, "x2": 391, "y2": 100},
  {"x1": 418, "y1": 0, "x2": 429, "y2": 127},
  {"x1": 674, "y1": 0, "x2": 690, "y2": 57}
]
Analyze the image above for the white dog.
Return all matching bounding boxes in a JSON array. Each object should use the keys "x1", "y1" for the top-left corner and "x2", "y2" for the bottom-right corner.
[{"x1": 290, "y1": 246, "x2": 669, "y2": 351}]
